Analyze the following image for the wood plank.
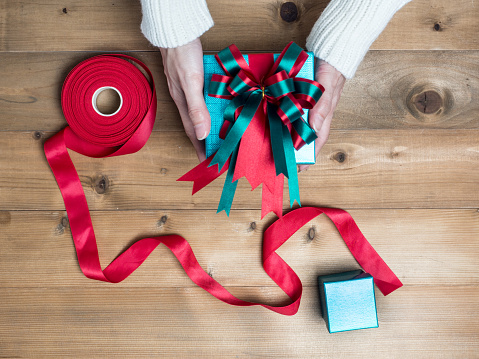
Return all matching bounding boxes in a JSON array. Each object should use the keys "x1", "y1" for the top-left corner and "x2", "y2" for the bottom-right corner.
[
  {"x1": 0, "y1": 51, "x2": 180, "y2": 133},
  {"x1": 1, "y1": 1, "x2": 477, "y2": 356},
  {"x1": 1, "y1": 209, "x2": 478, "y2": 288},
  {"x1": 0, "y1": 286, "x2": 477, "y2": 358},
  {"x1": 0, "y1": 1, "x2": 478, "y2": 52},
  {"x1": 1, "y1": 50, "x2": 479, "y2": 132},
  {"x1": 0, "y1": 130, "x2": 478, "y2": 210}
]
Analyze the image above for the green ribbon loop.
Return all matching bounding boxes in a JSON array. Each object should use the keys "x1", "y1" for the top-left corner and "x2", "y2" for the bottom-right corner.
[
  {"x1": 228, "y1": 72, "x2": 253, "y2": 95},
  {"x1": 210, "y1": 92, "x2": 263, "y2": 170},
  {"x1": 294, "y1": 80, "x2": 324, "y2": 103},
  {"x1": 266, "y1": 78, "x2": 295, "y2": 99},
  {"x1": 223, "y1": 95, "x2": 248, "y2": 123},
  {"x1": 208, "y1": 79, "x2": 231, "y2": 98},
  {"x1": 217, "y1": 47, "x2": 242, "y2": 75},
  {"x1": 291, "y1": 118, "x2": 317, "y2": 145},
  {"x1": 276, "y1": 42, "x2": 304, "y2": 75},
  {"x1": 278, "y1": 95, "x2": 303, "y2": 124}
]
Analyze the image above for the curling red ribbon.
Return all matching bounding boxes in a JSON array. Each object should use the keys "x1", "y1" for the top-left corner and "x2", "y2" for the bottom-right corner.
[{"x1": 45, "y1": 55, "x2": 401, "y2": 315}]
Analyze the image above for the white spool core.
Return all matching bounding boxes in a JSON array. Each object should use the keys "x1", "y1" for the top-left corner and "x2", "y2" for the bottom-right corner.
[{"x1": 92, "y1": 86, "x2": 123, "y2": 116}]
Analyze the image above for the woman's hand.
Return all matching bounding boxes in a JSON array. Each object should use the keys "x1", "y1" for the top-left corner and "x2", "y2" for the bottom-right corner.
[
  {"x1": 160, "y1": 38, "x2": 210, "y2": 162},
  {"x1": 299, "y1": 60, "x2": 346, "y2": 172}
]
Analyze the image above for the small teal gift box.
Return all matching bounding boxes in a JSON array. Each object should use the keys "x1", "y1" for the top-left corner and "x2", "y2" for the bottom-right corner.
[
  {"x1": 318, "y1": 270, "x2": 379, "y2": 333},
  {"x1": 203, "y1": 52, "x2": 316, "y2": 164}
]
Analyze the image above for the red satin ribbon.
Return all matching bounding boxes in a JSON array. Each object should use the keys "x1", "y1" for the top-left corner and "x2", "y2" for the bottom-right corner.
[{"x1": 45, "y1": 55, "x2": 402, "y2": 316}]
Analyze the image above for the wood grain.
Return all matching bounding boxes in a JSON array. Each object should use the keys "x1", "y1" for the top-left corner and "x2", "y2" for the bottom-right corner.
[
  {"x1": 0, "y1": 130, "x2": 478, "y2": 210},
  {"x1": 1, "y1": 209, "x2": 478, "y2": 289},
  {"x1": 1, "y1": 50, "x2": 479, "y2": 132},
  {"x1": 0, "y1": 0, "x2": 478, "y2": 51},
  {"x1": 1, "y1": 0, "x2": 478, "y2": 357},
  {"x1": 1, "y1": 286, "x2": 478, "y2": 358}
]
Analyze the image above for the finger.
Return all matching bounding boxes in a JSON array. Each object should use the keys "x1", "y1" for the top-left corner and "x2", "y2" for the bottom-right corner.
[
  {"x1": 300, "y1": 82, "x2": 332, "y2": 172},
  {"x1": 298, "y1": 112, "x2": 332, "y2": 173},
  {"x1": 308, "y1": 61, "x2": 334, "y2": 132},
  {"x1": 174, "y1": 92, "x2": 207, "y2": 162},
  {"x1": 182, "y1": 73, "x2": 211, "y2": 141},
  {"x1": 315, "y1": 112, "x2": 332, "y2": 157},
  {"x1": 309, "y1": 90, "x2": 331, "y2": 133}
]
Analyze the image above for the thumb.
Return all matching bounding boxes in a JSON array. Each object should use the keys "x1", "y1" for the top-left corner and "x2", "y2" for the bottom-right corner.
[{"x1": 183, "y1": 76, "x2": 211, "y2": 140}]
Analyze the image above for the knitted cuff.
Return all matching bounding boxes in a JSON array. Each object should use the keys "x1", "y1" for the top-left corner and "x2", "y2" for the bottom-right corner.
[
  {"x1": 306, "y1": 0, "x2": 412, "y2": 79},
  {"x1": 140, "y1": 0, "x2": 214, "y2": 48}
]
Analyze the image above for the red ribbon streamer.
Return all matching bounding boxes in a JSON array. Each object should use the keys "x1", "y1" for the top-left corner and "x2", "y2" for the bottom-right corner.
[{"x1": 45, "y1": 55, "x2": 402, "y2": 316}]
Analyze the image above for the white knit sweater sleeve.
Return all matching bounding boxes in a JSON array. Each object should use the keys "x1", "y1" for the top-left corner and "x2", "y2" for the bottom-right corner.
[
  {"x1": 140, "y1": 0, "x2": 214, "y2": 48},
  {"x1": 306, "y1": 0, "x2": 412, "y2": 79}
]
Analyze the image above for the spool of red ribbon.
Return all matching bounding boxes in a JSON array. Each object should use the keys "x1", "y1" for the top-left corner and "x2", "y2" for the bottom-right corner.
[
  {"x1": 62, "y1": 55, "x2": 153, "y2": 147},
  {"x1": 44, "y1": 55, "x2": 401, "y2": 316}
]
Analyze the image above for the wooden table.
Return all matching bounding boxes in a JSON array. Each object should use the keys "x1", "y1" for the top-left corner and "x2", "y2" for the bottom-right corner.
[{"x1": 1, "y1": 0, "x2": 478, "y2": 357}]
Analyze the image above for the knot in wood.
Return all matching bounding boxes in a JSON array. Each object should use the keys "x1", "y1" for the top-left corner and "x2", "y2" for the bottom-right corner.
[
  {"x1": 61, "y1": 216, "x2": 69, "y2": 228},
  {"x1": 62, "y1": 8, "x2": 68, "y2": 14},
  {"x1": 94, "y1": 175, "x2": 109, "y2": 194},
  {"x1": 433, "y1": 23, "x2": 441, "y2": 31},
  {"x1": 33, "y1": 131, "x2": 43, "y2": 140},
  {"x1": 333, "y1": 151, "x2": 346, "y2": 163},
  {"x1": 280, "y1": 2, "x2": 298, "y2": 23},
  {"x1": 307, "y1": 227, "x2": 316, "y2": 241},
  {"x1": 249, "y1": 221, "x2": 257, "y2": 231},
  {"x1": 157, "y1": 215, "x2": 168, "y2": 227},
  {"x1": 413, "y1": 91, "x2": 442, "y2": 114},
  {"x1": 56, "y1": 216, "x2": 69, "y2": 235}
]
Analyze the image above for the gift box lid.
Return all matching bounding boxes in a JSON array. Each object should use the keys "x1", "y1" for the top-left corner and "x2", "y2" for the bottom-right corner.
[
  {"x1": 318, "y1": 270, "x2": 379, "y2": 333},
  {"x1": 203, "y1": 52, "x2": 316, "y2": 165}
]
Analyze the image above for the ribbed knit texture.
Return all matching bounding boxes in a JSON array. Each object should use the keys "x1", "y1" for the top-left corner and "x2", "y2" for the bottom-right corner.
[
  {"x1": 306, "y1": 0, "x2": 412, "y2": 79},
  {"x1": 140, "y1": 0, "x2": 214, "y2": 48},
  {"x1": 140, "y1": 0, "x2": 412, "y2": 78}
]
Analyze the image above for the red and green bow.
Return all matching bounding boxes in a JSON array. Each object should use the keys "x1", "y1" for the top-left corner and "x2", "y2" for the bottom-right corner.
[{"x1": 179, "y1": 42, "x2": 324, "y2": 218}]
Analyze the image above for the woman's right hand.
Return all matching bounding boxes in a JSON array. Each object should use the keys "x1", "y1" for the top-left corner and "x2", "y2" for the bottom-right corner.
[{"x1": 160, "y1": 38, "x2": 211, "y2": 162}]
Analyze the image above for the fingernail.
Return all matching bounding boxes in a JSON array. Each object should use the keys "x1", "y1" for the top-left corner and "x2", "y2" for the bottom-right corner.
[
  {"x1": 194, "y1": 123, "x2": 207, "y2": 140},
  {"x1": 312, "y1": 117, "x2": 322, "y2": 132}
]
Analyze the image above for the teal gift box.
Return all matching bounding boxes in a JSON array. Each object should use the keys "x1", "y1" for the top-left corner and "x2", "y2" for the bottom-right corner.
[
  {"x1": 318, "y1": 270, "x2": 379, "y2": 333},
  {"x1": 203, "y1": 52, "x2": 316, "y2": 164}
]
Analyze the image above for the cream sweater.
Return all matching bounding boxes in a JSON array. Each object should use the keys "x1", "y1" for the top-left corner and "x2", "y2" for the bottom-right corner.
[{"x1": 140, "y1": 0, "x2": 411, "y2": 79}]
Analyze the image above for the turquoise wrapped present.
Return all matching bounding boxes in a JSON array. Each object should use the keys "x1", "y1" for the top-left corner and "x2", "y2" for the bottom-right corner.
[
  {"x1": 204, "y1": 52, "x2": 316, "y2": 164},
  {"x1": 179, "y1": 42, "x2": 324, "y2": 218},
  {"x1": 318, "y1": 270, "x2": 379, "y2": 333}
]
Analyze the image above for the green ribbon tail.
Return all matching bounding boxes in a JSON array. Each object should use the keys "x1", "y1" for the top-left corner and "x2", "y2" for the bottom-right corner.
[
  {"x1": 282, "y1": 123, "x2": 301, "y2": 207},
  {"x1": 210, "y1": 92, "x2": 263, "y2": 171},
  {"x1": 268, "y1": 105, "x2": 288, "y2": 177},
  {"x1": 217, "y1": 146, "x2": 239, "y2": 216}
]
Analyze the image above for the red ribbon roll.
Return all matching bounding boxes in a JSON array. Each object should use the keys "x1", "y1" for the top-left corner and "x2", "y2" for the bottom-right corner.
[
  {"x1": 44, "y1": 55, "x2": 401, "y2": 315},
  {"x1": 62, "y1": 56, "x2": 153, "y2": 148}
]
